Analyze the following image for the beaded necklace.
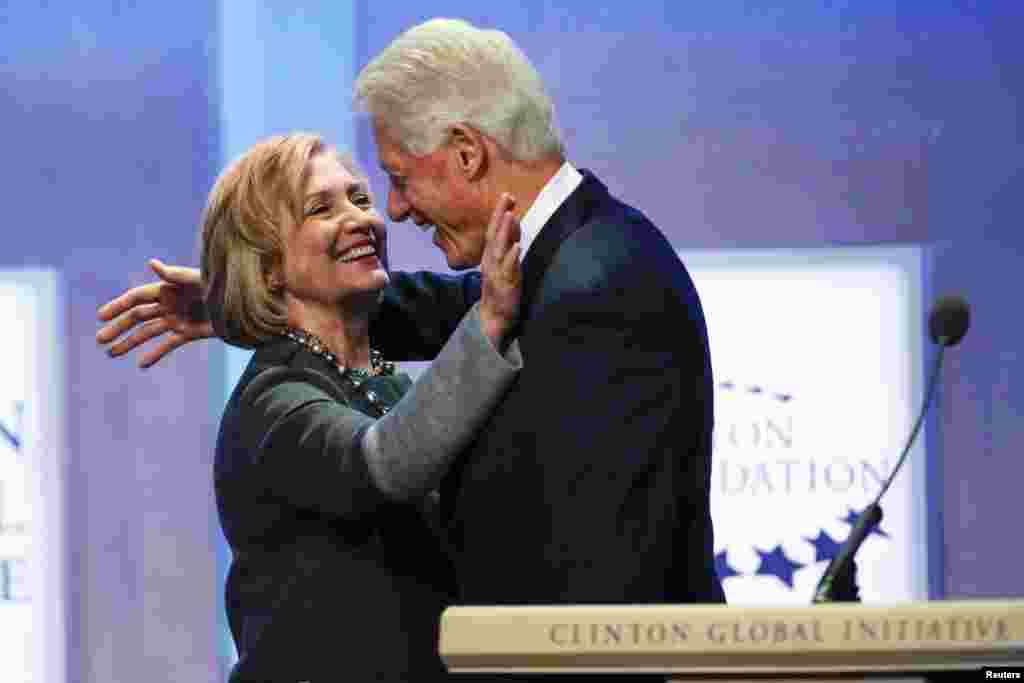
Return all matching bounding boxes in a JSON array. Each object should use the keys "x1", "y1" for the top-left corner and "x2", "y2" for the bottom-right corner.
[{"x1": 283, "y1": 327, "x2": 397, "y2": 416}]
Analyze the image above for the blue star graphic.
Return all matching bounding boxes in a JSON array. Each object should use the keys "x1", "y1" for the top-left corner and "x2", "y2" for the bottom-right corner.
[
  {"x1": 714, "y1": 550, "x2": 740, "y2": 580},
  {"x1": 754, "y1": 545, "x2": 805, "y2": 588},
  {"x1": 839, "y1": 507, "x2": 890, "y2": 538},
  {"x1": 804, "y1": 530, "x2": 841, "y2": 563}
]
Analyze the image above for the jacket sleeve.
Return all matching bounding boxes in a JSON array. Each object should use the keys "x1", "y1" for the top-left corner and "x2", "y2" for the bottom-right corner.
[
  {"x1": 241, "y1": 302, "x2": 522, "y2": 519},
  {"x1": 364, "y1": 302, "x2": 522, "y2": 499},
  {"x1": 370, "y1": 270, "x2": 482, "y2": 360}
]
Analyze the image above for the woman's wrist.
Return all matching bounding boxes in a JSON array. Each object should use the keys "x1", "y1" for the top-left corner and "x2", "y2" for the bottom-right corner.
[{"x1": 477, "y1": 308, "x2": 509, "y2": 353}]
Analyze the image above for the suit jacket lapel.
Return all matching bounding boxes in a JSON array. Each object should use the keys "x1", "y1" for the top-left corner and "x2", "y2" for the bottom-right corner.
[
  {"x1": 518, "y1": 170, "x2": 608, "y2": 321},
  {"x1": 442, "y1": 171, "x2": 610, "y2": 539}
]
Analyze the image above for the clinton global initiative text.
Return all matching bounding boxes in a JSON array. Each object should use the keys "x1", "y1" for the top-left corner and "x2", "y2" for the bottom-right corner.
[{"x1": 547, "y1": 615, "x2": 1010, "y2": 648}]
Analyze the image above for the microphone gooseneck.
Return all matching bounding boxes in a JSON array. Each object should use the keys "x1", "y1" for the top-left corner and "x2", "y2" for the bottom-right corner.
[{"x1": 811, "y1": 296, "x2": 970, "y2": 603}]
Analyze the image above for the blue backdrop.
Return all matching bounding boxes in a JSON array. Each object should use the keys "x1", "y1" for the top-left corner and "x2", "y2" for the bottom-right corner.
[{"x1": 1, "y1": 2, "x2": 1020, "y2": 681}]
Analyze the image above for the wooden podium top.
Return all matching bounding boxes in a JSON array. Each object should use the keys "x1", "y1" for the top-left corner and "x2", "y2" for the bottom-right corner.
[{"x1": 439, "y1": 600, "x2": 1024, "y2": 675}]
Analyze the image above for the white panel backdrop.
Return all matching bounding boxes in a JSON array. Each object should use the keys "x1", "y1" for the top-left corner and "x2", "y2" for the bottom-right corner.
[
  {"x1": 680, "y1": 246, "x2": 929, "y2": 604},
  {"x1": 0, "y1": 270, "x2": 64, "y2": 683}
]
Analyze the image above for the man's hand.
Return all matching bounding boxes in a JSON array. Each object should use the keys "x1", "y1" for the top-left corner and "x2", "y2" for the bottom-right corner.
[
  {"x1": 478, "y1": 193, "x2": 522, "y2": 350},
  {"x1": 96, "y1": 259, "x2": 213, "y2": 368}
]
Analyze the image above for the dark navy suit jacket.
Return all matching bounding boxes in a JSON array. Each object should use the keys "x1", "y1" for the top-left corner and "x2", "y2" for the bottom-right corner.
[{"x1": 373, "y1": 171, "x2": 725, "y2": 617}]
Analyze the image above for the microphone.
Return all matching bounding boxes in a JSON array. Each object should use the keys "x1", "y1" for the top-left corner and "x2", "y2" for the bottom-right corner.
[
  {"x1": 812, "y1": 295, "x2": 970, "y2": 603},
  {"x1": 929, "y1": 295, "x2": 970, "y2": 347}
]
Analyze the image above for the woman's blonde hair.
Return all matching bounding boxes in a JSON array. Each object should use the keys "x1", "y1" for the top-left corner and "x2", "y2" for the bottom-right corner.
[{"x1": 200, "y1": 132, "x2": 346, "y2": 348}]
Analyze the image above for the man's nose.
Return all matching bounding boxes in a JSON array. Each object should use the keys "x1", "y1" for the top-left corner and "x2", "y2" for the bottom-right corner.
[{"x1": 387, "y1": 188, "x2": 410, "y2": 222}]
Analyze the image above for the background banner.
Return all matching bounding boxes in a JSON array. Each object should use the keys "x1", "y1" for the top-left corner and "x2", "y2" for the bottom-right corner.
[
  {"x1": 0, "y1": 271, "x2": 64, "y2": 683},
  {"x1": 679, "y1": 246, "x2": 929, "y2": 604}
]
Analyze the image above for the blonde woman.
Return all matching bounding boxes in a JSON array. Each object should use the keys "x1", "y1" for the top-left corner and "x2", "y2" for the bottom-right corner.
[{"x1": 180, "y1": 132, "x2": 519, "y2": 682}]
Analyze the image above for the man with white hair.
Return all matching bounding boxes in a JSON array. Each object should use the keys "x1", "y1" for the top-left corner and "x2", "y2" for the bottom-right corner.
[
  {"x1": 355, "y1": 19, "x2": 725, "y2": 611},
  {"x1": 99, "y1": 13, "x2": 724, "y2": 645}
]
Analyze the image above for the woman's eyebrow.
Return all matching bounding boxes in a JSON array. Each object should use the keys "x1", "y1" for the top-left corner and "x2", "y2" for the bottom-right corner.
[
  {"x1": 304, "y1": 189, "x2": 331, "y2": 204},
  {"x1": 307, "y1": 179, "x2": 370, "y2": 198},
  {"x1": 346, "y1": 179, "x2": 370, "y2": 194}
]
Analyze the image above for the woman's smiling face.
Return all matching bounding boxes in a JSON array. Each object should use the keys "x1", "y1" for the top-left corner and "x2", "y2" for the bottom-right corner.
[{"x1": 277, "y1": 151, "x2": 390, "y2": 312}]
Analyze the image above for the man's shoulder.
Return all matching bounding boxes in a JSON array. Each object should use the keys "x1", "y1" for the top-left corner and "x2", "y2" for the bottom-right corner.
[
  {"x1": 528, "y1": 190, "x2": 703, "y2": 323},
  {"x1": 572, "y1": 170, "x2": 657, "y2": 233},
  {"x1": 546, "y1": 201, "x2": 675, "y2": 280}
]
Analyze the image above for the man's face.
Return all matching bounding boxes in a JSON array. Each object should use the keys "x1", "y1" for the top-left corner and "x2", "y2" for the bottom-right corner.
[{"x1": 373, "y1": 122, "x2": 487, "y2": 270}]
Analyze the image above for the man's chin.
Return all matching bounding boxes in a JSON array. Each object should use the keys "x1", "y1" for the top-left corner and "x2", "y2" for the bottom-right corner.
[
  {"x1": 442, "y1": 246, "x2": 485, "y2": 272},
  {"x1": 447, "y1": 254, "x2": 486, "y2": 271}
]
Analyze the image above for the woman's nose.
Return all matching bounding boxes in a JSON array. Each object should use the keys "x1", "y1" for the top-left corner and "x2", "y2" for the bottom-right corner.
[{"x1": 343, "y1": 209, "x2": 383, "y2": 236}]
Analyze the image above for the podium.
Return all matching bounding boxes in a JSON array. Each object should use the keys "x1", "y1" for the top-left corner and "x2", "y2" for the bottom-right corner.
[{"x1": 439, "y1": 601, "x2": 1024, "y2": 679}]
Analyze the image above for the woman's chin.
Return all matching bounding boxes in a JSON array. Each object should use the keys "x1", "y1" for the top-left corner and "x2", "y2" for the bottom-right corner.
[
  {"x1": 354, "y1": 270, "x2": 389, "y2": 296},
  {"x1": 326, "y1": 269, "x2": 389, "y2": 306},
  {"x1": 336, "y1": 257, "x2": 389, "y2": 285},
  {"x1": 370, "y1": 268, "x2": 390, "y2": 288},
  {"x1": 336, "y1": 284, "x2": 386, "y2": 314}
]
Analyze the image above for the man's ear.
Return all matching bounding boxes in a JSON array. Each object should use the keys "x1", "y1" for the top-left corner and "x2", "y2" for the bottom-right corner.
[{"x1": 448, "y1": 124, "x2": 487, "y2": 180}]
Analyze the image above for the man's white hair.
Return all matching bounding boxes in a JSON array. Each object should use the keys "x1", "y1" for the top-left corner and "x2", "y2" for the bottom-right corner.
[{"x1": 354, "y1": 18, "x2": 563, "y2": 161}]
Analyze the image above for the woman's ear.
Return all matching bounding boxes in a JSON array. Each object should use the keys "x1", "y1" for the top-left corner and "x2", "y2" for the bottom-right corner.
[{"x1": 265, "y1": 263, "x2": 284, "y2": 293}]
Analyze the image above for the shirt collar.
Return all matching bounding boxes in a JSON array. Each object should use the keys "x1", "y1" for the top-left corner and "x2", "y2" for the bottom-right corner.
[{"x1": 517, "y1": 161, "x2": 584, "y2": 262}]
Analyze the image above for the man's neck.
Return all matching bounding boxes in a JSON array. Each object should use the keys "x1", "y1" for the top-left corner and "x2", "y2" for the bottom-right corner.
[{"x1": 493, "y1": 155, "x2": 565, "y2": 223}]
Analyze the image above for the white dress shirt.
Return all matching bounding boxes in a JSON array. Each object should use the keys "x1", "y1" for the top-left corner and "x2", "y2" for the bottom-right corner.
[{"x1": 517, "y1": 161, "x2": 584, "y2": 262}]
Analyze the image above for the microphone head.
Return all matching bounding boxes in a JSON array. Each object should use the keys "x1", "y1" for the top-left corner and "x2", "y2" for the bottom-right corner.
[{"x1": 928, "y1": 295, "x2": 970, "y2": 347}]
